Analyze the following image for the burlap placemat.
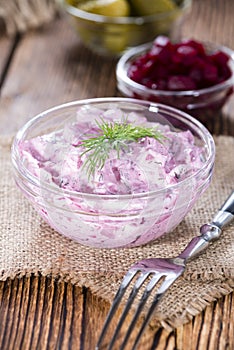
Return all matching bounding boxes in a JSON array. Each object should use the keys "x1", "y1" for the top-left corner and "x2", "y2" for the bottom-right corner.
[{"x1": 0, "y1": 135, "x2": 233, "y2": 330}]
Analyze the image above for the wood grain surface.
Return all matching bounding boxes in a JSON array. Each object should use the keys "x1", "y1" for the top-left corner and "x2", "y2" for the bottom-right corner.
[{"x1": 0, "y1": 0, "x2": 234, "y2": 349}]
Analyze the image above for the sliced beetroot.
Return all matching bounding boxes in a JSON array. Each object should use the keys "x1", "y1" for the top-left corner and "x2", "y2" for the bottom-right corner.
[
  {"x1": 211, "y1": 51, "x2": 230, "y2": 66},
  {"x1": 181, "y1": 39, "x2": 206, "y2": 56},
  {"x1": 167, "y1": 75, "x2": 197, "y2": 90},
  {"x1": 153, "y1": 35, "x2": 171, "y2": 48},
  {"x1": 127, "y1": 36, "x2": 232, "y2": 92},
  {"x1": 173, "y1": 45, "x2": 198, "y2": 66},
  {"x1": 203, "y1": 63, "x2": 218, "y2": 84}
]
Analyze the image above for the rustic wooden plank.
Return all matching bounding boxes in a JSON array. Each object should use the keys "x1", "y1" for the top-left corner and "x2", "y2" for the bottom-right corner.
[
  {"x1": 8, "y1": 277, "x2": 31, "y2": 349},
  {"x1": 0, "y1": 277, "x2": 84, "y2": 350},
  {"x1": 20, "y1": 276, "x2": 40, "y2": 350},
  {"x1": 0, "y1": 278, "x2": 233, "y2": 350},
  {"x1": 227, "y1": 293, "x2": 234, "y2": 350},
  {"x1": 44, "y1": 279, "x2": 66, "y2": 349},
  {"x1": 1, "y1": 278, "x2": 22, "y2": 350},
  {"x1": 0, "y1": 279, "x2": 13, "y2": 349},
  {"x1": 0, "y1": 34, "x2": 14, "y2": 87},
  {"x1": 0, "y1": 18, "x2": 117, "y2": 135},
  {"x1": 178, "y1": 322, "x2": 193, "y2": 350},
  {"x1": 27, "y1": 276, "x2": 48, "y2": 349},
  {"x1": 182, "y1": 0, "x2": 234, "y2": 48},
  {"x1": 63, "y1": 284, "x2": 83, "y2": 350},
  {"x1": 181, "y1": 0, "x2": 234, "y2": 135}
]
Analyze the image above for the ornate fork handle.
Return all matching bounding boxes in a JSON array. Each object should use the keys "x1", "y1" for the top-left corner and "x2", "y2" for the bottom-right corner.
[{"x1": 178, "y1": 191, "x2": 234, "y2": 262}]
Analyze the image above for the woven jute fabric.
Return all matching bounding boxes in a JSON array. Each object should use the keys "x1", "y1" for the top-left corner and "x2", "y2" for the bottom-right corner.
[
  {"x1": 0, "y1": 135, "x2": 233, "y2": 330},
  {"x1": 0, "y1": 0, "x2": 59, "y2": 36}
]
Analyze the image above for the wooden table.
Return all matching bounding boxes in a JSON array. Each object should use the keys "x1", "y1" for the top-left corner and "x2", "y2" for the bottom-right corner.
[{"x1": 0, "y1": 1, "x2": 233, "y2": 349}]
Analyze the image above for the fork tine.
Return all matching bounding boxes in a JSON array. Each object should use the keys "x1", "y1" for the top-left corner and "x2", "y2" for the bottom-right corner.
[
  {"x1": 96, "y1": 269, "x2": 138, "y2": 350},
  {"x1": 132, "y1": 274, "x2": 180, "y2": 350},
  {"x1": 119, "y1": 272, "x2": 164, "y2": 350},
  {"x1": 107, "y1": 271, "x2": 151, "y2": 350}
]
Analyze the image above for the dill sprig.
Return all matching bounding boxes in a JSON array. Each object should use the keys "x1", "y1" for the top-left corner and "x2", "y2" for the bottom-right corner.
[{"x1": 79, "y1": 118, "x2": 164, "y2": 177}]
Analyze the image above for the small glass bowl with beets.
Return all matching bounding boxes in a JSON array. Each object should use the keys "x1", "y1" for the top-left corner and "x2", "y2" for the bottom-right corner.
[
  {"x1": 60, "y1": 0, "x2": 192, "y2": 56},
  {"x1": 116, "y1": 36, "x2": 234, "y2": 122},
  {"x1": 12, "y1": 97, "x2": 215, "y2": 249}
]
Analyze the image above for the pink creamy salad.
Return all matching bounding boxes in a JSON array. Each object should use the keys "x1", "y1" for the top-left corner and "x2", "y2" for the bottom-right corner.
[
  {"x1": 20, "y1": 107, "x2": 204, "y2": 195},
  {"x1": 17, "y1": 105, "x2": 207, "y2": 248}
]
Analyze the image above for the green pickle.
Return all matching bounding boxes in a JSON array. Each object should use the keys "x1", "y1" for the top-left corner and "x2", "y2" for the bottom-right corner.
[
  {"x1": 129, "y1": 0, "x2": 181, "y2": 39},
  {"x1": 67, "y1": 0, "x2": 183, "y2": 54},
  {"x1": 129, "y1": 0, "x2": 177, "y2": 16},
  {"x1": 78, "y1": 0, "x2": 130, "y2": 16},
  {"x1": 69, "y1": 0, "x2": 130, "y2": 16}
]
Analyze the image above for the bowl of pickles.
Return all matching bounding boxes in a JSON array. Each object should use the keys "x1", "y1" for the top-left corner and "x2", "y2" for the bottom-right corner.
[{"x1": 61, "y1": 0, "x2": 192, "y2": 56}]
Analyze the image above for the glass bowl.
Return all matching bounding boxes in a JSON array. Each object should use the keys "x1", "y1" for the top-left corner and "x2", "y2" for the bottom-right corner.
[
  {"x1": 60, "y1": 0, "x2": 192, "y2": 56},
  {"x1": 116, "y1": 40, "x2": 234, "y2": 122},
  {"x1": 11, "y1": 97, "x2": 215, "y2": 249}
]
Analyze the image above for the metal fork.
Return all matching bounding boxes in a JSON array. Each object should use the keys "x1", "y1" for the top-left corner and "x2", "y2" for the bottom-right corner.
[{"x1": 96, "y1": 191, "x2": 234, "y2": 350}]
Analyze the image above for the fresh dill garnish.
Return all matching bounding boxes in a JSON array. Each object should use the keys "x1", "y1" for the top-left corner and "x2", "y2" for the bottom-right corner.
[{"x1": 78, "y1": 117, "x2": 164, "y2": 177}]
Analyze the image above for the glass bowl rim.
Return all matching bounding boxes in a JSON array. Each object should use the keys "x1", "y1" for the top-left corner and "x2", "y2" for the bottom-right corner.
[
  {"x1": 116, "y1": 41, "x2": 234, "y2": 97},
  {"x1": 11, "y1": 97, "x2": 215, "y2": 201},
  {"x1": 60, "y1": 0, "x2": 192, "y2": 25}
]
